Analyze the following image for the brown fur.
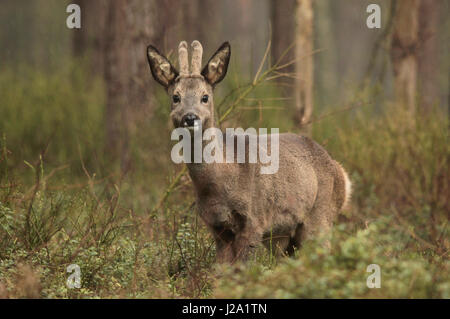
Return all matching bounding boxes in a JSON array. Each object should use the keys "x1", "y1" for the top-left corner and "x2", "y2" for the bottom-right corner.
[{"x1": 147, "y1": 41, "x2": 351, "y2": 263}]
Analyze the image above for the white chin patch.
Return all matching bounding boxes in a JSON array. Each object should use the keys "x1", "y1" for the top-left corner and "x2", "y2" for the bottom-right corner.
[{"x1": 187, "y1": 123, "x2": 201, "y2": 132}]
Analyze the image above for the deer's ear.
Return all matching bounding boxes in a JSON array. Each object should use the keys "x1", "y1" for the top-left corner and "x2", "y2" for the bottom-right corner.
[
  {"x1": 147, "y1": 45, "x2": 179, "y2": 89},
  {"x1": 201, "y1": 42, "x2": 231, "y2": 86}
]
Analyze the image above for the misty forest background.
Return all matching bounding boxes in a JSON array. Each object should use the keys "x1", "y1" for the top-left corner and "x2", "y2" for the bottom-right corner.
[{"x1": 0, "y1": 0, "x2": 448, "y2": 298}]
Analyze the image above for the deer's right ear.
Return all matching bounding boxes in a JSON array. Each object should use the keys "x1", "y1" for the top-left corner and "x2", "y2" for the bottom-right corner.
[{"x1": 147, "y1": 45, "x2": 179, "y2": 89}]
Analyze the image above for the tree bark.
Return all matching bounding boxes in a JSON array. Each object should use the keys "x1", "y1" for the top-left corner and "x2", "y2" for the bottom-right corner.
[
  {"x1": 294, "y1": 0, "x2": 314, "y2": 133},
  {"x1": 391, "y1": 0, "x2": 420, "y2": 113},
  {"x1": 418, "y1": 0, "x2": 441, "y2": 112},
  {"x1": 104, "y1": 0, "x2": 159, "y2": 171},
  {"x1": 270, "y1": 0, "x2": 296, "y2": 70},
  {"x1": 270, "y1": 0, "x2": 296, "y2": 99}
]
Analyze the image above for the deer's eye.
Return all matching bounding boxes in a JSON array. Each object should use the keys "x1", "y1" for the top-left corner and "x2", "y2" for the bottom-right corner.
[
  {"x1": 173, "y1": 94, "x2": 181, "y2": 103},
  {"x1": 201, "y1": 95, "x2": 209, "y2": 103}
]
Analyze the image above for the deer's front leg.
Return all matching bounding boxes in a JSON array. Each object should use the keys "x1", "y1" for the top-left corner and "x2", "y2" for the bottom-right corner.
[
  {"x1": 231, "y1": 231, "x2": 260, "y2": 262},
  {"x1": 213, "y1": 213, "x2": 260, "y2": 263},
  {"x1": 214, "y1": 231, "x2": 260, "y2": 263},
  {"x1": 214, "y1": 227, "x2": 236, "y2": 263}
]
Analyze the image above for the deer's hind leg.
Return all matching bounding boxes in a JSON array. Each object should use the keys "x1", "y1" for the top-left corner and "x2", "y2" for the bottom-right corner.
[
  {"x1": 285, "y1": 223, "x2": 305, "y2": 256},
  {"x1": 213, "y1": 212, "x2": 262, "y2": 263},
  {"x1": 299, "y1": 210, "x2": 335, "y2": 251},
  {"x1": 262, "y1": 233, "x2": 291, "y2": 257},
  {"x1": 215, "y1": 230, "x2": 262, "y2": 263}
]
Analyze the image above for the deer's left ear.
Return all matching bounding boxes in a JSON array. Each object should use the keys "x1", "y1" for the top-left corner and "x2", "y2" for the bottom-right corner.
[
  {"x1": 147, "y1": 45, "x2": 179, "y2": 89},
  {"x1": 202, "y1": 42, "x2": 231, "y2": 86}
]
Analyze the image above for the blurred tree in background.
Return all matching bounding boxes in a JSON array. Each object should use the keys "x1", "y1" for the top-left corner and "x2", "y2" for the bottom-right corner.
[
  {"x1": 103, "y1": 0, "x2": 159, "y2": 171},
  {"x1": 270, "y1": 0, "x2": 296, "y2": 91},
  {"x1": 390, "y1": 0, "x2": 420, "y2": 114},
  {"x1": 0, "y1": 0, "x2": 448, "y2": 171},
  {"x1": 294, "y1": 0, "x2": 314, "y2": 133},
  {"x1": 418, "y1": 0, "x2": 442, "y2": 112}
]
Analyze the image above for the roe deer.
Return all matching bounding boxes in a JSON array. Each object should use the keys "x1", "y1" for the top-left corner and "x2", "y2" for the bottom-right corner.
[{"x1": 147, "y1": 40, "x2": 352, "y2": 263}]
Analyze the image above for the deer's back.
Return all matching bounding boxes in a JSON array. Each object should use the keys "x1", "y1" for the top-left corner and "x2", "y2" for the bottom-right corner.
[
  {"x1": 192, "y1": 132, "x2": 346, "y2": 237},
  {"x1": 248, "y1": 133, "x2": 344, "y2": 229}
]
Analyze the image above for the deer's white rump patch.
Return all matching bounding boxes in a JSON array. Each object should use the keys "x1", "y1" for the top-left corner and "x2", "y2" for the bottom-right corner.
[{"x1": 337, "y1": 162, "x2": 352, "y2": 209}]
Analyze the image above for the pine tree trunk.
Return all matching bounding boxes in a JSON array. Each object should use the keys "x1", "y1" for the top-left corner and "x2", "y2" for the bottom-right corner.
[
  {"x1": 104, "y1": 0, "x2": 158, "y2": 171},
  {"x1": 294, "y1": 0, "x2": 314, "y2": 133},
  {"x1": 418, "y1": 0, "x2": 441, "y2": 112},
  {"x1": 391, "y1": 0, "x2": 420, "y2": 113},
  {"x1": 270, "y1": 0, "x2": 296, "y2": 76}
]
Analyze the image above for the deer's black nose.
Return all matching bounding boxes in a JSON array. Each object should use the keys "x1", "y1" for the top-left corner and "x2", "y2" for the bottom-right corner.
[{"x1": 182, "y1": 113, "x2": 200, "y2": 127}]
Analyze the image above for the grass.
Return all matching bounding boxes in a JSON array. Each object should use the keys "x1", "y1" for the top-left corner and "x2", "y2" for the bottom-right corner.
[{"x1": 0, "y1": 61, "x2": 448, "y2": 298}]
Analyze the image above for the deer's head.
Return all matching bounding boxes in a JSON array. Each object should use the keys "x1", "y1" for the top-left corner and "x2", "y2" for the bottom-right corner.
[{"x1": 147, "y1": 41, "x2": 230, "y2": 131}]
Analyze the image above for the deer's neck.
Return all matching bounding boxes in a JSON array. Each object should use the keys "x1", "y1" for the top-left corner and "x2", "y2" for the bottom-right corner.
[{"x1": 185, "y1": 128, "x2": 224, "y2": 188}]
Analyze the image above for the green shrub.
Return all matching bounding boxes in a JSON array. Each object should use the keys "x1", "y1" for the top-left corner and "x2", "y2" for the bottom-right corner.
[{"x1": 215, "y1": 219, "x2": 449, "y2": 298}]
